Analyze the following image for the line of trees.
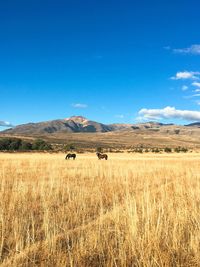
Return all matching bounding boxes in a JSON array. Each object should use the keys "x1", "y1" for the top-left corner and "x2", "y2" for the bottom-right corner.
[
  {"x1": 0, "y1": 138, "x2": 190, "y2": 153},
  {"x1": 0, "y1": 138, "x2": 52, "y2": 151},
  {"x1": 129, "y1": 147, "x2": 189, "y2": 153}
]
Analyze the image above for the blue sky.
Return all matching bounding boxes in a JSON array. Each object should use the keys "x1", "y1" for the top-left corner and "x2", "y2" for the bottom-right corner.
[{"x1": 1, "y1": 0, "x2": 200, "y2": 130}]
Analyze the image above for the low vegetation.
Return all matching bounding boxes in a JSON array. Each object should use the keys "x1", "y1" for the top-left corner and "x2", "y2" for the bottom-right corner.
[
  {"x1": 0, "y1": 138, "x2": 52, "y2": 151},
  {"x1": 0, "y1": 138, "x2": 190, "y2": 154},
  {"x1": 129, "y1": 147, "x2": 189, "y2": 153}
]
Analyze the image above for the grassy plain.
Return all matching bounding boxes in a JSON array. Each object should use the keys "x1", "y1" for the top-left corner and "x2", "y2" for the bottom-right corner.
[{"x1": 0, "y1": 152, "x2": 200, "y2": 266}]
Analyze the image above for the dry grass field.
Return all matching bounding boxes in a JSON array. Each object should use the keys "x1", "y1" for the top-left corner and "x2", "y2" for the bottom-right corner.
[{"x1": 0, "y1": 152, "x2": 200, "y2": 266}]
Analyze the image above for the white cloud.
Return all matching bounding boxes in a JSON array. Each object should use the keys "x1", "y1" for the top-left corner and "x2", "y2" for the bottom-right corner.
[
  {"x1": 0, "y1": 121, "x2": 14, "y2": 127},
  {"x1": 173, "y1": 44, "x2": 200, "y2": 55},
  {"x1": 138, "y1": 106, "x2": 200, "y2": 121},
  {"x1": 72, "y1": 103, "x2": 88, "y2": 109},
  {"x1": 171, "y1": 71, "x2": 200, "y2": 80},
  {"x1": 192, "y1": 82, "x2": 200, "y2": 88},
  {"x1": 192, "y1": 94, "x2": 200, "y2": 97},
  {"x1": 182, "y1": 85, "x2": 188, "y2": 91},
  {"x1": 183, "y1": 94, "x2": 200, "y2": 99}
]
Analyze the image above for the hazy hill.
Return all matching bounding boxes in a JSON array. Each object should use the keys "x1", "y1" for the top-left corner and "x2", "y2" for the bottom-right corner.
[{"x1": 185, "y1": 122, "x2": 200, "y2": 127}]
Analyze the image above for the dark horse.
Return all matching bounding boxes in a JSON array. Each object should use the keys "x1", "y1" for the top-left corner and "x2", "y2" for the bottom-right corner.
[
  {"x1": 96, "y1": 152, "x2": 108, "y2": 160},
  {"x1": 65, "y1": 153, "x2": 76, "y2": 160}
]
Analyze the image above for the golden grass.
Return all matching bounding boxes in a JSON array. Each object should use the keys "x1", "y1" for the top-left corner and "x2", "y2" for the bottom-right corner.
[{"x1": 0, "y1": 153, "x2": 200, "y2": 266}]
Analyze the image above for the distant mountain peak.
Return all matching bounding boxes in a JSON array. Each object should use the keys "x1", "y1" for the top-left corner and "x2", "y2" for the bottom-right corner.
[{"x1": 65, "y1": 116, "x2": 89, "y2": 124}]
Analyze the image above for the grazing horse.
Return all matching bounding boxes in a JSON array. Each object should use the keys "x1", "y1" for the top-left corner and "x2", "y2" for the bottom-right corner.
[
  {"x1": 96, "y1": 152, "x2": 108, "y2": 160},
  {"x1": 65, "y1": 153, "x2": 76, "y2": 160}
]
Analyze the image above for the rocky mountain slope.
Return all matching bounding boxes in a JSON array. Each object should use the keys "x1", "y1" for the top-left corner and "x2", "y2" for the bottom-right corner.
[
  {"x1": 2, "y1": 116, "x2": 177, "y2": 135},
  {"x1": 2, "y1": 116, "x2": 115, "y2": 135}
]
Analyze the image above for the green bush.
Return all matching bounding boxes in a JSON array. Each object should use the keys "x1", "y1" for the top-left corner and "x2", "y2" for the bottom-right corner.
[
  {"x1": 64, "y1": 144, "x2": 76, "y2": 151},
  {"x1": 32, "y1": 139, "x2": 52, "y2": 150},
  {"x1": 174, "y1": 129, "x2": 180, "y2": 135},
  {"x1": 174, "y1": 147, "x2": 188, "y2": 153},
  {"x1": 0, "y1": 138, "x2": 22, "y2": 151},
  {"x1": 0, "y1": 138, "x2": 52, "y2": 151},
  {"x1": 152, "y1": 148, "x2": 160, "y2": 153},
  {"x1": 20, "y1": 141, "x2": 32, "y2": 151},
  {"x1": 134, "y1": 148, "x2": 143, "y2": 153},
  {"x1": 164, "y1": 147, "x2": 172, "y2": 153},
  {"x1": 9, "y1": 139, "x2": 22, "y2": 150},
  {"x1": 96, "y1": 147, "x2": 103, "y2": 153}
]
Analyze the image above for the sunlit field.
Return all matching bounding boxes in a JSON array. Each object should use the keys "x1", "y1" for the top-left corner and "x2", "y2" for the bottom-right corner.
[{"x1": 1, "y1": 152, "x2": 200, "y2": 266}]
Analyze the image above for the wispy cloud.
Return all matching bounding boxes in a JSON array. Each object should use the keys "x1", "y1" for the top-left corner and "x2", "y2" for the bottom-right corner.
[
  {"x1": 192, "y1": 82, "x2": 200, "y2": 88},
  {"x1": 171, "y1": 71, "x2": 200, "y2": 80},
  {"x1": 138, "y1": 106, "x2": 200, "y2": 121},
  {"x1": 173, "y1": 44, "x2": 200, "y2": 55},
  {"x1": 191, "y1": 94, "x2": 200, "y2": 97},
  {"x1": 182, "y1": 85, "x2": 188, "y2": 91},
  {"x1": 163, "y1": 46, "x2": 171, "y2": 50},
  {"x1": 0, "y1": 121, "x2": 14, "y2": 127},
  {"x1": 72, "y1": 103, "x2": 88, "y2": 109},
  {"x1": 115, "y1": 114, "x2": 124, "y2": 119}
]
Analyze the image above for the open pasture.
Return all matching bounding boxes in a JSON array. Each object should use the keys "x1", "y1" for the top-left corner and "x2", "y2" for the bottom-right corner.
[{"x1": 0, "y1": 153, "x2": 200, "y2": 266}]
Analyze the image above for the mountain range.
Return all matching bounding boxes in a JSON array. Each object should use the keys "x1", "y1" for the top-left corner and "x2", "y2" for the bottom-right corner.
[
  {"x1": 2, "y1": 116, "x2": 178, "y2": 135},
  {"x1": 2, "y1": 116, "x2": 200, "y2": 148}
]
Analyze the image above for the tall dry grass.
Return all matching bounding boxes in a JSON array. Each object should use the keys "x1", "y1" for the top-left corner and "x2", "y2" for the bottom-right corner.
[{"x1": 0, "y1": 153, "x2": 200, "y2": 266}]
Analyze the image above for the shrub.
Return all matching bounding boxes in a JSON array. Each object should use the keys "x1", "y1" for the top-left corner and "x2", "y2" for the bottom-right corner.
[
  {"x1": 134, "y1": 148, "x2": 143, "y2": 153},
  {"x1": 9, "y1": 139, "x2": 22, "y2": 150},
  {"x1": 20, "y1": 141, "x2": 33, "y2": 151},
  {"x1": 181, "y1": 147, "x2": 188, "y2": 153},
  {"x1": 32, "y1": 139, "x2": 52, "y2": 151},
  {"x1": 65, "y1": 144, "x2": 76, "y2": 151},
  {"x1": 164, "y1": 147, "x2": 172, "y2": 153},
  {"x1": 0, "y1": 138, "x2": 11, "y2": 150},
  {"x1": 174, "y1": 147, "x2": 188, "y2": 153},
  {"x1": 174, "y1": 129, "x2": 180, "y2": 135},
  {"x1": 152, "y1": 148, "x2": 160, "y2": 153},
  {"x1": 96, "y1": 147, "x2": 103, "y2": 153},
  {"x1": 0, "y1": 138, "x2": 52, "y2": 151},
  {"x1": 0, "y1": 138, "x2": 22, "y2": 151}
]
